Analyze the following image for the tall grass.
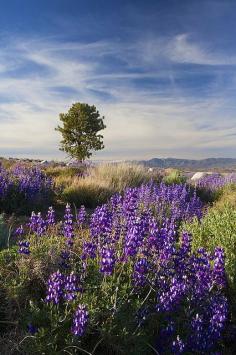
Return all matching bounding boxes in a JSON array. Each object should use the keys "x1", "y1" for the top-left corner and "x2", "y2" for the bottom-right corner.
[
  {"x1": 45, "y1": 166, "x2": 84, "y2": 179},
  {"x1": 88, "y1": 163, "x2": 157, "y2": 191},
  {"x1": 55, "y1": 163, "x2": 161, "y2": 208}
]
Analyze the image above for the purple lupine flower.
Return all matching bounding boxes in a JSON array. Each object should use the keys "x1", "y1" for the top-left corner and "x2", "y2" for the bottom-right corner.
[
  {"x1": 132, "y1": 258, "x2": 149, "y2": 287},
  {"x1": 122, "y1": 187, "x2": 139, "y2": 221},
  {"x1": 35, "y1": 212, "x2": 46, "y2": 236},
  {"x1": 157, "y1": 276, "x2": 187, "y2": 312},
  {"x1": 100, "y1": 247, "x2": 115, "y2": 275},
  {"x1": 77, "y1": 205, "x2": 86, "y2": 227},
  {"x1": 124, "y1": 225, "x2": 140, "y2": 257},
  {"x1": 46, "y1": 206, "x2": 55, "y2": 226},
  {"x1": 11, "y1": 163, "x2": 53, "y2": 201},
  {"x1": 180, "y1": 231, "x2": 191, "y2": 255},
  {"x1": 64, "y1": 272, "x2": 81, "y2": 301},
  {"x1": 161, "y1": 319, "x2": 175, "y2": 337},
  {"x1": 124, "y1": 213, "x2": 148, "y2": 257},
  {"x1": 18, "y1": 240, "x2": 30, "y2": 255},
  {"x1": 90, "y1": 204, "x2": 113, "y2": 245},
  {"x1": 189, "y1": 248, "x2": 212, "y2": 298},
  {"x1": 45, "y1": 271, "x2": 64, "y2": 304},
  {"x1": 27, "y1": 323, "x2": 38, "y2": 335},
  {"x1": 208, "y1": 295, "x2": 228, "y2": 343},
  {"x1": 190, "y1": 313, "x2": 207, "y2": 351},
  {"x1": 0, "y1": 166, "x2": 11, "y2": 198},
  {"x1": 28, "y1": 211, "x2": 46, "y2": 236},
  {"x1": 12, "y1": 181, "x2": 228, "y2": 353},
  {"x1": 135, "y1": 306, "x2": 150, "y2": 327},
  {"x1": 63, "y1": 203, "x2": 74, "y2": 246},
  {"x1": 172, "y1": 335, "x2": 185, "y2": 354},
  {"x1": 196, "y1": 172, "x2": 236, "y2": 193},
  {"x1": 71, "y1": 304, "x2": 89, "y2": 336},
  {"x1": 15, "y1": 224, "x2": 24, "y2": 237},
  {"x1": 59, "y1": 250, "x2": 70, "y2": 269},
  {"x1": 146, "y1": 216, "x2": 159, "y2": 250},
  {"x1": 82, "y1": 241, "x2": 97, "y2": 260},
  {"x1": 28, "y1": 211, "x2": 38, "y2": 232},
  {"x1": 212, "y1": 247, "x2": 226, "y2": 288}
]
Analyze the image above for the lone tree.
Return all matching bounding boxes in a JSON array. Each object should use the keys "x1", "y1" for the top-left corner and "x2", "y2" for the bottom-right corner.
[{"x1": 56, "y1": 102, "x2": 106, "y2": 161}]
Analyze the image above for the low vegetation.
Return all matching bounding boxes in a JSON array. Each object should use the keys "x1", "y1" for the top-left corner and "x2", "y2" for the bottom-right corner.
[
  {"x1": 54, "y1": 163, "x2": 161, "y2": 208},
  {"x1": 0, "y1": 162, "x2": 236, "y2": 354},
  {"x1": 183, "y1": 186, "x2": 236, "y2": 329},
  {"x1": 163, "y1": 169, "x2": 187, "y2": 185}
]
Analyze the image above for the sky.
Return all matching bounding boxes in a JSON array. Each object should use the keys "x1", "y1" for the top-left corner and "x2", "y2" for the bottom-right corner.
[{"x1": 0, "y1": 0, "x2": 236, "y2": 160}]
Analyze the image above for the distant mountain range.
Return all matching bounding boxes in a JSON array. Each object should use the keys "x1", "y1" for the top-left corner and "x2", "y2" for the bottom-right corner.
[{"x1": 138, "y1": 158, "x2": 236, "y2": 170}]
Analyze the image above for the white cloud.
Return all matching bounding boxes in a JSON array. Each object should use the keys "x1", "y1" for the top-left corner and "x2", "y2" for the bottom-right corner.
[
  {"x1": 132, "y1": 33, "x2": 236, "y2": 67},
  {"x1": 166, "y1": 33, "x2": 236, "y2": 65},
  {"x1": 0, "y1": 34, "x2": 236, "y2": 160}
]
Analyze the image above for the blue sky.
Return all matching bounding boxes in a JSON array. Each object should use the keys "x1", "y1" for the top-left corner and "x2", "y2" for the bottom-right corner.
[{"x1": 0, "y1": 0, "x2": 236, "y2": 160}]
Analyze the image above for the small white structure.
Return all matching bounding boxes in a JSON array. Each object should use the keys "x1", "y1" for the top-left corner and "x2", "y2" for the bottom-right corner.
[
  {"x1": 40, "y1": 160, "x2": 50, "y2": 166},
  {"x1": 148, "y1": 168, "x2": 153, "y2": 172},
  {"x1": 191, "y1": 172, "x2": 208, "y2": 181}
]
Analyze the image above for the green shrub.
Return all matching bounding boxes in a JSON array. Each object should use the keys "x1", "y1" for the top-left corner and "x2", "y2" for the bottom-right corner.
[
  {"x1": 163, "y1": 169, "x2": 187, "y2": 185},
  {"x1": 183, "y1": 204, "x2": 236, "y2": 287},
  {"x1": 0, "y1": 234, "x2": 66, "y2": 350},
  {"x1": 213, "y1": 183, "x2": 236, "y2": 208},
  {"x1": 0, "y1": 214, "x2": 9, "y2": 250},
  {"x1": 0, "y1": 231, "x2": 155, "y2": 354},
  {"x1": 183, "y1": 202, "x2": 236, "y2": 327}
]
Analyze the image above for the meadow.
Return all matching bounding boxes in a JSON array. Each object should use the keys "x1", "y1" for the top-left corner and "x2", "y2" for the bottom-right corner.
[{"x1": 0, "y1": 160, "x2": 236, "y2": 354}]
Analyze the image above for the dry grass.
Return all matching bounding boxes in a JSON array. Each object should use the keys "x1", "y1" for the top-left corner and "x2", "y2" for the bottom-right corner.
[
  {"x1": 213, "y1": 184, "x2": 236, "y2": 209},
  {"x1": 54, "y1": 163, "x2": 161, "y2": 208}
]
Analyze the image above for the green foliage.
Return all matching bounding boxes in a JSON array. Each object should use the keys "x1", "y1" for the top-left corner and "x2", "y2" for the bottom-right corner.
[
  {"x1": 56, "y1": 103, "x2": 106, "y2": 161},
  {"x1": 0, "y1": 232, "x2": 158, "y2": 354},
  {"x1": 0, "y1": 214, "x2": 9, "y2": 250},
  {"x1": 183, "y1": 202, "x2": 236, "y2": 326},
  {"x1": 183, "y1": 204, "x2": 236, "y2": 288},
  {"x1": 213, "y1": 183, "x2": 236, "y2": 209},
  {"x1": 0, "y1": 234, "x2": 66, "y2": 352},
  {"x1": 195, "y1": 186, "x2": 222, "y2": 204},
  {"x1": 163, "y1": 169, "x2": 187, "y2": 185}
]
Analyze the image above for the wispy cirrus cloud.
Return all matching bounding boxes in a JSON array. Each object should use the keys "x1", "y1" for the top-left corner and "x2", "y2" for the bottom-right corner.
[{"x1": 0, "y1": 32, "x2": 236, "y2": 160}]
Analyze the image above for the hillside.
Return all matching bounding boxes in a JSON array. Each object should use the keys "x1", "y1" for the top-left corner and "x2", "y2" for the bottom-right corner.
[{"x1": 139, "y1": 157, "x2": 236, "y2": 170}]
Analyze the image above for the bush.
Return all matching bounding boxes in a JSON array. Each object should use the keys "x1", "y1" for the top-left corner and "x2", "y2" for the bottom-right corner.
[
  {"x1": 56, "y1": 163, "x2": 162, "y2": 208},
  {"x1": 163, "y1": 169, "x2": 187, "y2": 185},
  {"x1": 61, "y1": 178, "x2": 113, "y2": 208},
  {"x1": 0, "y1": 214, "x2": 9, "y2": 250},
  {"x1": 183, "y1": 203, "x2": 236, "y2": 289},
  {"x1": 183, "y1": 200, "x2": 236, "y2": 345},
  {"x1": 213, "y1": 183, "x2": 236, "y2": 209},
  {"x1": 89, "y1": 163, "x2": 159, "y2": 191},
  {"x1": 194, "y1": 173, "x2": 236, "y2": 204},
  {"x1": 0, "y1": 163, "x2": 54, "y2": 214}
]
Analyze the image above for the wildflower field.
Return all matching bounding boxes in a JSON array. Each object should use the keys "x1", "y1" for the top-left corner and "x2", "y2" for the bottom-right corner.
[{"x1": 0, "y1": 162, "x2": 236, "y2": 354}]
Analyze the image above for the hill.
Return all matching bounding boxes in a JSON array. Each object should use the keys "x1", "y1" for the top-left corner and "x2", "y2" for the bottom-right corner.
[{"x1": 139, "y1": 157, "x2": 236, "y2": 170}]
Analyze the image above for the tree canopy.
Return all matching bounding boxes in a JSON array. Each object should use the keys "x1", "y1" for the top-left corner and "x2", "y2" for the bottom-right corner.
[{"x1": 56, "y1": 102, "x2": 106, "y2": 161}]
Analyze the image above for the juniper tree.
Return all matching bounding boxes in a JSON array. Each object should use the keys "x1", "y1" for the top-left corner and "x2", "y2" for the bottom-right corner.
[{"x1": 56, "y1": 103, "x2": 106, "y2": 161}]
